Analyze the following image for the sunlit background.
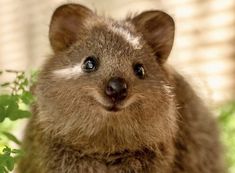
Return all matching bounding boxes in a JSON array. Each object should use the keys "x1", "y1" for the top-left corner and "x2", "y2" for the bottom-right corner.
[{"x1": 0, "y1": 0, "x2": 235, "y2": 172}]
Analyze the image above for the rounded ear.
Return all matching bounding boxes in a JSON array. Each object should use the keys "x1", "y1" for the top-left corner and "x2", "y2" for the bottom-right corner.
[
  {"x1": 131, "y1": 11, "x2": 175, "y2": 64},
  {"x1": 49, "y1": 4, "x2": 94, "y2": 53}
]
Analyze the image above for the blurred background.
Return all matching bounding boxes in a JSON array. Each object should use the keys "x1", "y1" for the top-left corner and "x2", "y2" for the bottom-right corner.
[{"x1": 0, "y1": 0, "x2": 234, "y2": 172}]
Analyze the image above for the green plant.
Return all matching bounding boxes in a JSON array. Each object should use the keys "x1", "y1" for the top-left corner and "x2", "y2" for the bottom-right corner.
[
  {"x1": 218, "y1": 101, "x2": 235, "y2": 173},
  {"x1": 0, "y1": 70, "x2": 37, "y2": 173}
]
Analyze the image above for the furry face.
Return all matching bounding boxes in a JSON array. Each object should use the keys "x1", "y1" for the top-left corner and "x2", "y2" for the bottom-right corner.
[
  {"x1": 34, "y1": 4, "x2": 177, "y2": 153},
  {"x1": 18, "y1": 4, "x2": 224, "y2": 173}
]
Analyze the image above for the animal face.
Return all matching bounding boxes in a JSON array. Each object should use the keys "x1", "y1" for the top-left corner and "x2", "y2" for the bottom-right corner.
[{"x1": 35, "y1": 4, "x2": 177, "y2": 152}]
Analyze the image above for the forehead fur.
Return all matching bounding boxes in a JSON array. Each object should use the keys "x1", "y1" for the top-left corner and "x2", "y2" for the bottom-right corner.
[
  {"x1": 85, "y1": 18, "x2": 143, "y2": 50},
  {"x1": 106, "y1": 21, "x2": 142, "y2": 49}
]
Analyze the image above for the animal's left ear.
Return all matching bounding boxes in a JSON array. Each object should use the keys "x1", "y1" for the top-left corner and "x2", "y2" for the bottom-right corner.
[{"x1": 131, "y1": 11, "x2": 175, "y2": 64}]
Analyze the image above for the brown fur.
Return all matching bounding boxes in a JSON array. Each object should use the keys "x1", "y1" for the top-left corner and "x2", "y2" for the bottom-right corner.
[{"x1": 17, "y1": 3, "x2": 224, "y2": 173}]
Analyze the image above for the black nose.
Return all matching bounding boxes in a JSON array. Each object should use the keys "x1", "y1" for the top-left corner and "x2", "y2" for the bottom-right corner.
[{"x1": 105, "y1": 77, "x2": 128, "y2": 102}]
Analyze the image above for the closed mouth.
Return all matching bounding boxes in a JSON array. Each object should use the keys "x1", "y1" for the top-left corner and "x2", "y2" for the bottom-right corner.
[
  {"x1": 92, "y1": 95, "x2": 130, "y2": 113},
  {"x1": 99, "y1": 102, "x2": 122, "y2": 112},
  {"x1": 104, "y1": 105, "x2": 120, "y2": 112}
]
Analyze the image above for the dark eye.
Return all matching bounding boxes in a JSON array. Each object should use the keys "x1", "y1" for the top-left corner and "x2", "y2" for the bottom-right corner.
[
  {"x1": 82, "y1": 56, "x2": 98, "y2": 72},
  {"x1": 133, "y1": 63, "x2": 145, "y2": 79}
]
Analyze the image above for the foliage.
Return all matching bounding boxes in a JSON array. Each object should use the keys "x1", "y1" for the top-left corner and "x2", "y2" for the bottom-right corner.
[
  {"x1": 0, "y1": 147, "x2": 22, "y2": 173},
  {"x1": 0, "y1": 70, "x2": 37, "y2": 173},
  {"x1": 0, "y1": 70, "x2": 37, "y2": 122},
  {"x1": 218, "y1": 101, "x2": 235, "y2": 173}
]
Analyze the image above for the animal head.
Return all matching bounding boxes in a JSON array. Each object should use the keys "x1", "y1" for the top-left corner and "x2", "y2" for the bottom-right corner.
[{"x1": 35, "y1": 4, "x2": 177, "y2": 153}]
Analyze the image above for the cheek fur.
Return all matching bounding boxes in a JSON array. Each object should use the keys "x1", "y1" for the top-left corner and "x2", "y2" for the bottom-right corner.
[
  {"x1": 52, "y1": 63, "x2": 83, "y2": 79},
  {"x1": 36, "y1": 84, "x2": 107, "y2": 138}
]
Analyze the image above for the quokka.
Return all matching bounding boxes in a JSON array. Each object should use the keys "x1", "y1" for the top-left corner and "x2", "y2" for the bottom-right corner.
[{"x1": 18, "y1": 3, "x2": 224, "y2": 173}]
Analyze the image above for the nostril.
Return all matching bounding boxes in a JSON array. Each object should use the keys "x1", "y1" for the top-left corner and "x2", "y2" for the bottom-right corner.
[
  {"x1": 121, "y1": 88, "x2": 127, "y2": 96},
  {"x1": 106, "y1": 86, "x2": 116, "y2": 96},
  {"x1": 105, "y1": 77, "x2": 128, "y2": 101},
  {"x1": 118, "y1": 89, "x2": 127, "y2": 100}
]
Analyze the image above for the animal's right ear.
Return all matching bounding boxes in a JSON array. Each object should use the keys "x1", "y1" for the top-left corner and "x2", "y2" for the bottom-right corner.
[{"x1": 49, "y1": 4, "x2": 94, "y2": 53}]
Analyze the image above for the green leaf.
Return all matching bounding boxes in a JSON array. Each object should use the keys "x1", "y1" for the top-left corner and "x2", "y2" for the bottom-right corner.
[
  {"x1": 0, "y1": 94, "x2": 31, "y2": 120},
  {"x1": 0, "y1": 106, "x2": 6, "y2": 122},
  {"x1": 5, "y1": 156, "x2": 14, "y2": 171},
  {"x1": 1, "y1": 132, "x2": 21, "y2": 145},
  {"x1": 2, "y1": 146, "x2": 11, "y2": 155},
  {"x1": 0, "y1": 95, "x2": 15, "y2": 122},
  {"x1": 5, "y1": 99, "x2": 19, "y2": 120},
  {"x1": 21, "y1": 91, "x2": 34, "y2": 104},
  {"x1": 0, "y1": 147, "x2": 20, "y2": 172},
  {"x1": 0, "y1": 95, "x2": 11, "y2": 106},
  {"x1": 8, "y1": 109, "x2": 31, "y2": 121},
  {"x1": 18, "y1": 110, "x2": 31, "y2": 118},
  {"x1": 0, "y1": 146, "x2": 23, "y2": 171},
  {"x1": 0, "y1": 155, "x2": 6, "y2": 163},
  {"x1": 0, "y1": 167, "x2": 7, "y2": 173},
  {"x1": 1, "y1": 95, "x2": 31, "y2": 121}
]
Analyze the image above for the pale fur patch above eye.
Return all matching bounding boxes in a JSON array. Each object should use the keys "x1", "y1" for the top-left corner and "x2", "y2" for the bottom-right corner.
[
  {"x1": 108, "y1": 24, "x2": 142, "y2": 49},
  {"x1": 53, "y1": 63, "x2": 83, "y2": 79}
]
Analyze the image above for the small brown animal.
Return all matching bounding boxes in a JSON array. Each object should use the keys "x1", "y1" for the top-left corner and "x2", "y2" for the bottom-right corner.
[{"x1": 18, "y1": 3, "x2": 224, "y2": 173}]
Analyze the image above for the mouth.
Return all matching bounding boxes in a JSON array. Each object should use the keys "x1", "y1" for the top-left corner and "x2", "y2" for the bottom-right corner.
[
  {"x1": 102, "y1": 104, "x2": 121, "y2": 112},
  {"x1": 90, "y1": 92, "x2": 136, "y2": 113}
]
